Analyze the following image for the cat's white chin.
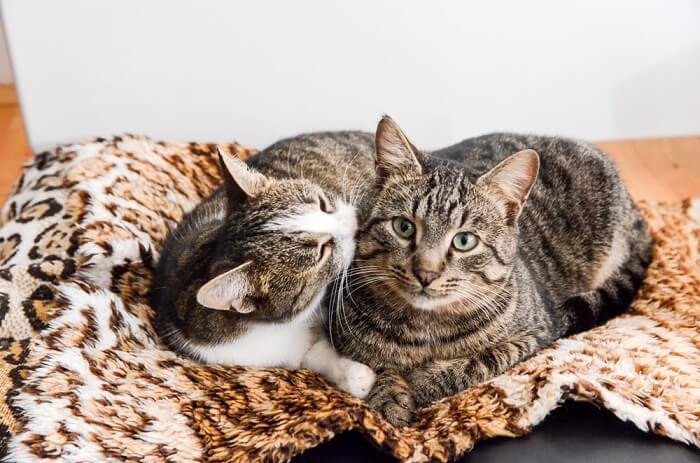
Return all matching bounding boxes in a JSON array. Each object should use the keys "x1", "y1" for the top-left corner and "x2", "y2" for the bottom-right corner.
[{"x1": 402, "y1": 290, "x2": 455, "y2": 311}]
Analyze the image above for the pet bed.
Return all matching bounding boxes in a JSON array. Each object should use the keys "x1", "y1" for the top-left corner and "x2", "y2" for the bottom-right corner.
[{"x1": 0, "y1": 135, "x2": 698, "y2": 462}]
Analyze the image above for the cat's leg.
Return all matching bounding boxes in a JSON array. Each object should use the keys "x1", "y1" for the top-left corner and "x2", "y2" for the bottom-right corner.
[
  {"x1": 366, "y1": 368, "x2": 415, "y2": 427},
  {"x1": 301, "y1": 338, "x2": 376, "y2": 398},
  {"x1": 407, "y1": 333, "x2": 540, "y2": 406}
]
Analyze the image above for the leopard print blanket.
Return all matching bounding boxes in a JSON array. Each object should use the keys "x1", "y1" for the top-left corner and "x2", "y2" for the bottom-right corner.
[{"x1": 0, "y1": 135, "x2": 698, "y2": 462}]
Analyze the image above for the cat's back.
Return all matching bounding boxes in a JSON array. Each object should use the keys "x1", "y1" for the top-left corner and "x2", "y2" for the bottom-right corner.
[
  {"x1": 433, "y1": 132, "x2": 619, "y2": 195},
  {"x1": 433, "y1": 133, "x2": 646, "y2": 300},
  {"x1": 248, "y1": 131, "x2": 376, "y2": 195},
  {"x1": 432, "y1": 132, "x2": 628, "y2": 241},
  {"x1": 255, "y1": 130, "x2": 375, "y2": 163},
  {"x1": 433, "y1": 132, "x2": 630, "y2": 223}
]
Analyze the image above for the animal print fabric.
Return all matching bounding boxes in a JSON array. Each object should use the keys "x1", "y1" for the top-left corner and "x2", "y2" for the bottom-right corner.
[{"x1": 0, "y1": 135, "x2": 698, "y2": 462}]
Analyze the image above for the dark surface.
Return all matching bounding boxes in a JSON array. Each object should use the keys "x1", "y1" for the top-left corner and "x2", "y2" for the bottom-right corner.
[{"x1": 293, "y1": 402, "x2": 699, "y2": 462}]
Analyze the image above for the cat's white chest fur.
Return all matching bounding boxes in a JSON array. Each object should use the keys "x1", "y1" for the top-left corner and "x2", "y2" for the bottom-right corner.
[
  {"x1": 183, "y1": 293, "x2": 321, "y2": 368},
  {"x1": 187, "y1": 320, "x2": 314, "y2": 368},
  {"x1": 178, "y1": 298, "x2": 375, "y2": 397}
]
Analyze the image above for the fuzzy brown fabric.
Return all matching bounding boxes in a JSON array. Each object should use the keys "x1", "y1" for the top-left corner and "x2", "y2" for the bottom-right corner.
[{"x1": 0, "y1": 135, "x2": 698, "y2": 462}]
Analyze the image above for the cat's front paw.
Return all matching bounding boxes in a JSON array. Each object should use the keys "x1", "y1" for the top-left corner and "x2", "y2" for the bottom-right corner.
[
  {"x1": 407, "y1": 368, "x2": 445, "y2": 407},
  {"x1": 337, "y1": 360, "x2": 376, "y2": 399},
  {"x1": 367, "y1": 384, "x2": 415, "y2": 427}
]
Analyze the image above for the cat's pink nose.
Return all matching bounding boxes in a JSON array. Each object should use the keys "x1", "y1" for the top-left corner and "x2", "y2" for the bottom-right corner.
[{"x1": 413, "y1": 268, "x2": 439, "y2": 287}]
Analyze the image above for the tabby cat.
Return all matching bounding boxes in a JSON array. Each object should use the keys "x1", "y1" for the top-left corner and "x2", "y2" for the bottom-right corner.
[
  {"x1": 331, "y1": 117, "x2": 652, "y2": 425},
  {"x1": 152, "y1": 134, "x2": 377, "y2": 397}
]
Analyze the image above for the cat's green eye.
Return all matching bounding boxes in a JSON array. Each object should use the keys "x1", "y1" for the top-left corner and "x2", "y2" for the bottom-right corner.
[
  {"x1": 392, "y1": 217, "x2": 415, "y2": 239},
  {"x1": 452, "y1": 232, "x2": 478, "y2": 252}
]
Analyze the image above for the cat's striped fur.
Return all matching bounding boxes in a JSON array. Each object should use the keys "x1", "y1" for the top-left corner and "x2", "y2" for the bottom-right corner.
[
  {"x1": 330, "y1": 117, "x2": 652, "y2": 426},
  {"x1": 153, "y1": 117, "x2": 651, "y2": 426}
]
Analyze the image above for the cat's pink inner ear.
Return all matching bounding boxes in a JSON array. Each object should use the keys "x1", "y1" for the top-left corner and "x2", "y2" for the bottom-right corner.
[
  {"x1": 375, "y1": 115, "x2": 423, "y2": 178},
  {"x1": 218, "y1": 147, "x2": 269, "y2": 201},
  {"x1": 477, "y1": 149, "x2": 540, "y2": 211},
  {"x1": 196, "y1": 261, "x2": 254, "y2": 313}
]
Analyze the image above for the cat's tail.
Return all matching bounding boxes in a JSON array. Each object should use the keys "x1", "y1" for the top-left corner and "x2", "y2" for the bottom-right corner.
[{"x1": 561, "y1": 214, "x2": 653, "y2": 337}]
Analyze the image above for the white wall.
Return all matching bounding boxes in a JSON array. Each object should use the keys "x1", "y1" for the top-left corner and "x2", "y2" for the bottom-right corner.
[
  {"x1": 0, "y1": 24, "x2": 14, "y2": 84},
  {"x1": 2, "y1": 0, "x2": 699, "y2": 152}
]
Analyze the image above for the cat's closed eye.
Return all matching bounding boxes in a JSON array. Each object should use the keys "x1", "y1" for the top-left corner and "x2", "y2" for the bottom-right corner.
[
  {"x1": 317, "y1": 236, "x2": 335, "y2": 263},
  {"x1": 318, "y1": 194, "x2": 334, "y2": 214}
]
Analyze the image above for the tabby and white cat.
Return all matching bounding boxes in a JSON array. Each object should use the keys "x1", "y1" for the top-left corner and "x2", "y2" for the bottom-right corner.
[
  {"x1": 152, "y1": 134, "x2": 377, "y2": 397},
  {"x1": 330, "y1": 117, "x2": 652, "y2": 426}
]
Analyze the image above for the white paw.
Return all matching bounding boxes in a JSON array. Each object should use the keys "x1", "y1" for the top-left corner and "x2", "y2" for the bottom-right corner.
[{"x1": 337, "y1": 360, "x2": 376, "y2": 399}]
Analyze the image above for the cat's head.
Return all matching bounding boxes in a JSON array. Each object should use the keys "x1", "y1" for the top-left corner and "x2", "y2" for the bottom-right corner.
[
  {"x1": 196, "y1": 149, "x2": 356, "y2": 321},
  {"x1": 355, "y1": 116, "x2": 539, "y2": 312}
]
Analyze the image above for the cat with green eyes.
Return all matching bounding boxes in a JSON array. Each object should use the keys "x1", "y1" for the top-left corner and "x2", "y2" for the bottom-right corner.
[
  {"x1": 332, "y1": 117, "x2": 652, "y2": 426},
  {"x1": 153, "y1": 115, "x2": 650, "y2": 427}
]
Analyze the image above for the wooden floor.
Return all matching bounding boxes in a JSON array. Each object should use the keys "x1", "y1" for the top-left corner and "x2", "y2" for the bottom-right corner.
[
  {"x1": 597, "y1": 138, "x2": 700, "y2": 202},
  {"x1": 0, "y1": 103, "x2": 32, "y2": 203},
  {"x1": 0, "y1": 87, "x2": 698, "y2": 205}
]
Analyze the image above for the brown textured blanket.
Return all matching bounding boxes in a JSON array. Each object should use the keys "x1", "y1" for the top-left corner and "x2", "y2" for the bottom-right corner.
[{"x1": 0, "y1": 135, "x2": 697, "y2": 462}]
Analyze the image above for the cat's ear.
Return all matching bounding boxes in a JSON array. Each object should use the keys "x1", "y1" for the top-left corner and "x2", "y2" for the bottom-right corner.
[
  {"x1": 217, "y1": 147, "x2": 269, "y2": 208},
  {"x1": 196, "y1": 261, "x2": 255, "y2": 313},
  {"x1": 477, "y1": 149, "x2": 539, "y2": 218},
  {"x1": 375, "y1": 115, "x2": 423, "y2": 179}
]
